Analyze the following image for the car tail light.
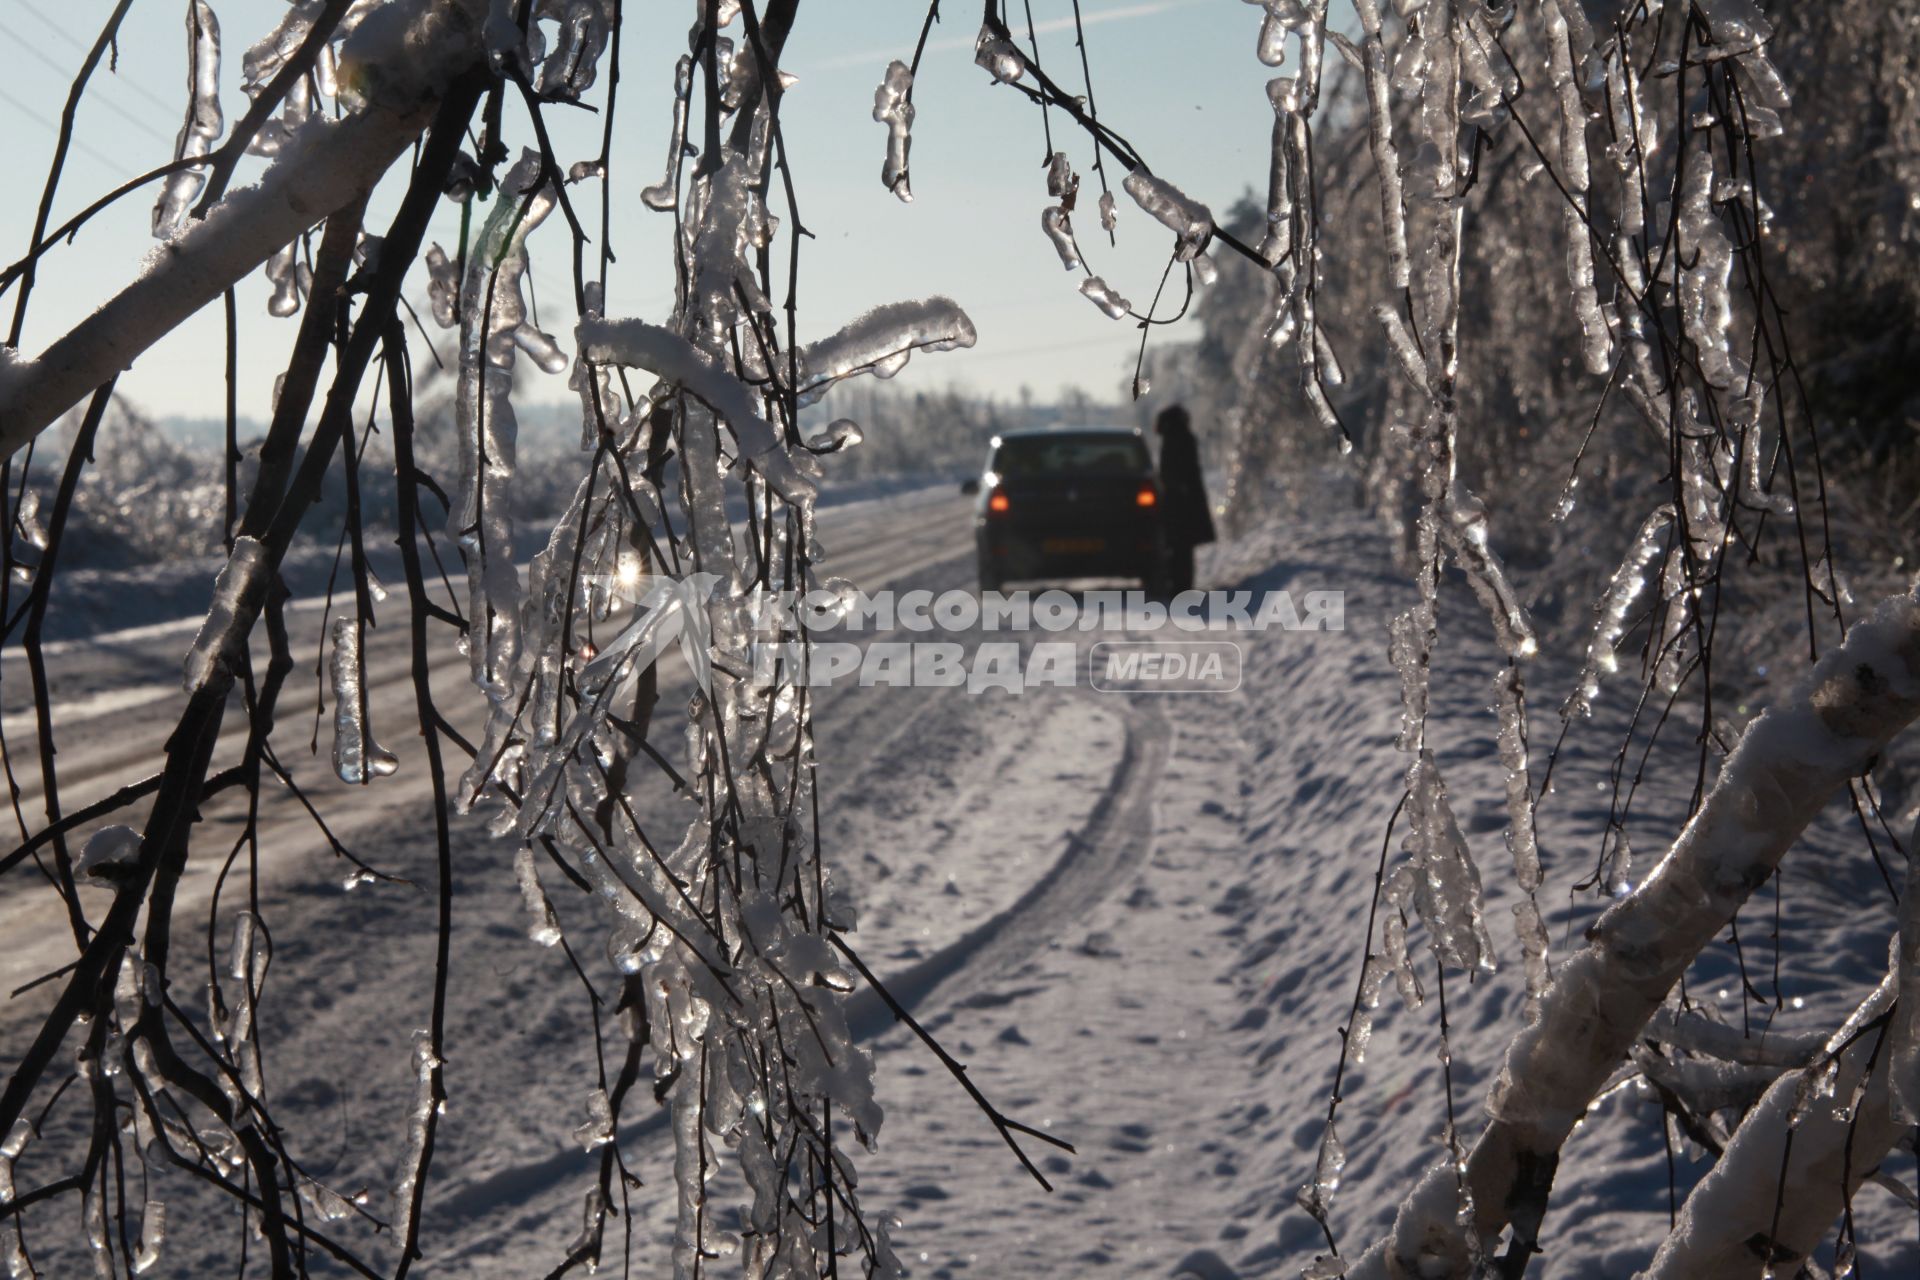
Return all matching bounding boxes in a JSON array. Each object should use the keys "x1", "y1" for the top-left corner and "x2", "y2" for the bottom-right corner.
[
  {"x1": 1136, "y1": 486, "x2": 1157, "y2": 508},
  {"x1": 988, "y1": 490, "x2": 1010, "y2": 513}
]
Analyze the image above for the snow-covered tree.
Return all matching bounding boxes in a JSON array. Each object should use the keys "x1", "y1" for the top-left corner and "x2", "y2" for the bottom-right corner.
[
  {"x1": 0, "y1": 4, "x2": 1022, "y2": 1275},
  {"x1": 2, "y1": 0, "x2": 1918, "y2": 1277}
]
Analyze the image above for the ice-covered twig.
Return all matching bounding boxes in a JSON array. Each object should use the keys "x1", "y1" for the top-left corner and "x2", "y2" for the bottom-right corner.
[
  {"x1": 445, "y1": 151, "x2": 560, "y2": 706},
  {"x1": 1402, "y1": 751, "x2": 1496, "y2": 975},
  {"x1": 974, "y1": 23, "x2": 1027, "y2": 84},
  {"x1": 1078, "y1": 276, "x2": 1131, "y2": 320},
  {"x1": 1041, "y1": 206, "x2": 1081, "y2": 270},
  {"x1": 640, "y1": 55, "x2": 693, "y2": 210},
  {"x1": 330, "y1": 614, "x2": 398, "y2": 783},
  {"x1": 1121, "y1": 168, "x2": 1212, "y2": 261},
  {"x1": 794, "y1": 297, "x2": 978, "y2": 401},
  {"x1": 1633, "y1": 1049, "x2": 1785, "y2": 1116},
  {"x1": 1350, "y1": 1, "x2": 1408, "y2": 290},
  {"x1": 1440, "y1": 493, "x2": 1538, "y2": 662},
  {"x1": 578, "y1": 316, "x2": 816, "y2": 505},
  {"x1": 182, "y1": 537, "x2": 271, "y2": 694},
  {"x1": 1563, "y1": 507, "x2": 1673, "y2": 718}
]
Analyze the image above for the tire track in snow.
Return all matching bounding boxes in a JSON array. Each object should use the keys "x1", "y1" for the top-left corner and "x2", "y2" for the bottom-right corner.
[
  {"x1": 430, "y1": 694, "x2": 1168, "y2": 1258},
  {"x1": 842, "y1": 698, "x2": 1168, "y2": 1037}
]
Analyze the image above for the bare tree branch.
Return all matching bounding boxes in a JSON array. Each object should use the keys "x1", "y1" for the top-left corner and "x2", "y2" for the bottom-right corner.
[{"x1": 0, "y1": 0, "x2": 487, "y2": 457}]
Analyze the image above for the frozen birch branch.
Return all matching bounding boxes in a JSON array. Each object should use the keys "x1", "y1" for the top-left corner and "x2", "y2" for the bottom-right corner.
[
  {"x1": 576, "y1": 315, "x2": 816, "y2": 505},
  {"x1": 0, "y1": 0, "x2": 485, "y2": 457},
  {"x1": 1350, "y1": 589, "x2": 1920, "y2": 1279},
  {"x1": 1642, "y1": 1006, "x2": 1826, "y2": 1070},
  {"x1": 1643, "y1": 968, "x2": 1901, "y2": 1279},
  {"x1": 1632, "y1": 1050, "x2": 1785, "y2": 1117}
]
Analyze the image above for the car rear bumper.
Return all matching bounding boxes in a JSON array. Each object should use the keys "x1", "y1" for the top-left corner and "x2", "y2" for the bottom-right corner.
[{"x1": 978, "y1": 523, "x2": 1163, "y2": 582}]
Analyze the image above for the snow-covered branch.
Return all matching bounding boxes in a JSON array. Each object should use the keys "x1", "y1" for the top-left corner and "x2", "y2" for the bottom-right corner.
[
  {"x1": 0, "y1": 0, "x2": 486, "y2": 458},
  {"x1": 1643, "y1": 968, "x2": 1900, "y2": 1278},
  {"x1": 576, "y1": 315, "x2": 816, "y2": 505},
  {"x1": 1352, "y1": 590, "x2": 1920, "y2": 1278},
  {"x1": 1642, "y1": 1006, "x2": 1825, "y2": 1070}
]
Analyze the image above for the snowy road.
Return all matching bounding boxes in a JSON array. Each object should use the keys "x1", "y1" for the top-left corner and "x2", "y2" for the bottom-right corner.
[
  {"x1": 8, "y1": 483, "x2": 1914, "y2": 1279},
  {"x1": 0, "y1": 486, "x2": 973, "y2": 1001},
  {"x1": 0, "y1": 484, "x2": 1204, "y2": 1277}
]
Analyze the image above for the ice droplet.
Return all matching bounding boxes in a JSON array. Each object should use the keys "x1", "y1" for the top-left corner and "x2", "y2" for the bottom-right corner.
[
  {"x1": 573, "y1": 1088, "x2": 615, "y2": 1150},
  {"x1": 265, "y1": 242, "x2": 303, "y2": 317},
  {"x1": 1045, "y1": 151, "x2": 1076, "y2": 199},
  {"x1": 1078, "y1": 276, "x2": 1131, "y2": 320},
  {"x1": 76, "y1": 825, "x2": 143, "y2": 880},
  {"x1": 873, "y1": 60, "x2": 915, "y2": 203},
  {"x1": 131, "y1": 1200, "x2": 166, "y2": 1274},
  {"x1": 806, "y1": 419, "x2": 864, "y2": 453},
  {"x1": 1041, "y1": 206, "x2": 1082, "y2": 270},
  {"x1": 514, "y1": 847, "x2": 564, "y2": 947},
  {"x1": 570, "y1": 1187, "x2": 608, "y2": 1263},
  {"x1": 1600, "y1": 826, "x2": 1633, "y2": 898},
  {"x1": 330, "y1": 616, "x2": 399, "y2": 784},
  {"x1": 296, "y1": 1178, "x2": 355, "y2": 1222},
  {"x1": 973, "y1": 26, "x2": 1026, "y2": 83},
  {"x1": 1295, "y1": 1120, "x2": 1347, "y2": 1223},
  {"x1": 0, "y1": 1118, "x2": 33, "y2": 1209},
  {"x1": 0, "y1": 1222, "x2": 27, "y2": 1278},
  {"x1": 1257, "y1": 8, "x2": 1289, "y2": 66},
  {"x1": 13, "y1": 489, "x2": 47, "y2": 551}
]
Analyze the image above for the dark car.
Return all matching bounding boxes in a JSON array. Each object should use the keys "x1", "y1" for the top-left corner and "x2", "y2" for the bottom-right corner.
[{"x1": 964, "y1": 427, "x2": 1166, "y2": 593}]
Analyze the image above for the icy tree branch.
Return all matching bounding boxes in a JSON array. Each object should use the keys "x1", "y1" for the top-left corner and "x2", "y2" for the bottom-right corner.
[
  {"x1": 576, "y1": 315, "x2": 816, "y2": 505},
  {"x1": 0, "y1": 0, "x2": 486, "y2": 458},
  {"x1": 1643, "y1": 1006, "x2": 1825, "y2": 1070},
  {"x1": 1350, "y1": 590, "x2": 1920, "y2": 1278},
  {"x1": 1643, "y1": 969, "x2": 1900, "y2": 1278}
]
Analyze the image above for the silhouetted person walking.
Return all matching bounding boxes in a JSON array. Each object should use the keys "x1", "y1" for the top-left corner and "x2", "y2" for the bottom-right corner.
[{"x1": 1154, "y1": 404, "x2": 1214, "y2": 593}]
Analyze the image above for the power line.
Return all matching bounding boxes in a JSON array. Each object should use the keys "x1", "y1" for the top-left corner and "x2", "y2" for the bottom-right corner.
[
  {"x1": 4, "y1": 0, "x2": 179, "y2": 116},
  {"x1": 6, "y1": 27, "x2": 176, "y2": 149},
  {"x1": 0, "y1": 82, "x2": 133, "y2": 178}
]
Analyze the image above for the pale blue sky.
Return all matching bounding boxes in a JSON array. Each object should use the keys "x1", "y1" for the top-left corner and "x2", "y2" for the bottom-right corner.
[{"x1": 1, "y1": 0, "x2": 1287, "y2": 424}]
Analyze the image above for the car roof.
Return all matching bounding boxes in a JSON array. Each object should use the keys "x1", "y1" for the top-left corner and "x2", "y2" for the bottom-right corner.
[{"x1": 991, "y1": 426, "x2": 1144, "y2": 443}]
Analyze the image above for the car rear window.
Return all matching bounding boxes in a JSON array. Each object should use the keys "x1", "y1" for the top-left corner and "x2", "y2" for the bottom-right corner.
[{"x1": 991, "y1": 436, "x2": 1151, "y2": 477}]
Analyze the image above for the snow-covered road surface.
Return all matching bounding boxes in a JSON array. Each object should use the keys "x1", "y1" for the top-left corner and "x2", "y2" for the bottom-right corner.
[
  {"x1": 5, "y1": 482, "x2": 1915, "y2": 1279},
  {"x1": 0, "y1": 486, "x2": 974, "y2": 1006}
]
